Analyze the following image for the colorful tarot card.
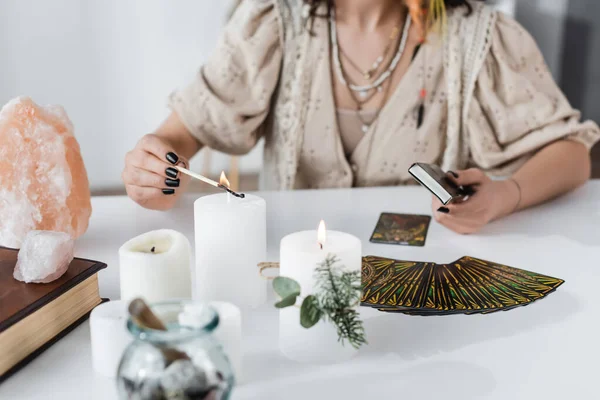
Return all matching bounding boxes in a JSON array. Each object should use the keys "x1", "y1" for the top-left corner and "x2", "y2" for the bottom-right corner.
[
  {"x1": 361, "y1": 257, "x2": 422, "y2": 306},
  {"x1": 377, "y1": 262, "x2": 429, "y2": 308},
  {"x1": 381, "y1": 308, "x2": 488, "y2": 316},
  {"x1": 463, "y1": 257, "x2": 564, "y2": 295},
  {"x1": 360, "y1": 255, "x2": 565, "y2": 317},
  {"x1": 369, "y1": 213, "x2": 431, "y2": 246},
  {"x1": 459, "y1": 258, "x2": 545, "y2": 306},
  {"x1": 437, "y1": 263, "x2": 474, "y2": 311},
  {"x1": 443, "y1": 260, "x2": 495, "y2": 310}
]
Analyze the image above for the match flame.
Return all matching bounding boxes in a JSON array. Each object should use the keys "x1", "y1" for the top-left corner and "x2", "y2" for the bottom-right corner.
[
  {"x1": 317, "y1": 220, "x2": 326, "y2": 249},
  {"x1": 219, "y1": 171, "x2": 230, "y2": 188}
]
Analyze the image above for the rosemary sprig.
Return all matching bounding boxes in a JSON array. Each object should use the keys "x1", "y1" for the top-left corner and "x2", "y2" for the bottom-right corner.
[
  {"x1": 272, "y1": 254, "x2": 367, "y2": 350},
  {"x1": 314, "y1": 255, "x2": 367, "y2": 349}
]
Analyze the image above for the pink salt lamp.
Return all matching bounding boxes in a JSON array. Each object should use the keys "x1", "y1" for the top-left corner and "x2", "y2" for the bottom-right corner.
[{"x1": 0, "y1": 97, "x2": 92, "y2": 248}]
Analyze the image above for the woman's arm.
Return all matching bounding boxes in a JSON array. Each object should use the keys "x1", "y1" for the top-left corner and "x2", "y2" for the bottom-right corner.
[
  {"x1": 431, "y1": 11, "x2": 599, "y2": 234},
  {"x1": 123, "y1": 0, "x2": 282, "y2": 210},
  {"x1": 153, "y1": 111, "x2": 203, "y2": 160},
  {"x1": 509, "y1": 140, "x2": 591, "y2": 213},
  {"x1": 431, "y1": 140, "x2": 592, "y2": 234}
]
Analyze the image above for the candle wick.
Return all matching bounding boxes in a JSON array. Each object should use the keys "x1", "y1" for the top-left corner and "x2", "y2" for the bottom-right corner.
[
  {"x1": 319, "y1": 243, "x2": 323, "y2": 250},
  {"x1": 151, "y1": 246, "x2": 156, "y2": 253},
  {"x1": 218, "y1": 184, "x2": 246, "y2": 199}
]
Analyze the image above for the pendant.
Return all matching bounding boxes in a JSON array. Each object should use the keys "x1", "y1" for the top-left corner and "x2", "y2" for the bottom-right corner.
[
  {"x1": 364, "y1": 72, "x2": 371, "y2": 80},
  {"x1": 361, "y1": 124, "x2": 369, "y2": 133},
  {"x1": 358, "y1": 90, "x2": 369, "y2": 99}
]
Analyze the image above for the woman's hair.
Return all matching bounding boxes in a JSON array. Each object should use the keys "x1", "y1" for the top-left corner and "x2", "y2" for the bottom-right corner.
[
  {"x1": 303, "y1": 1, "x2": 480, "y2": 16},
  {"x1": 302, "y1": 0, "x2": 484, "y2": 34},
  {"x1": 228, "y1": 1, "x2": 484, "y2": 27}
]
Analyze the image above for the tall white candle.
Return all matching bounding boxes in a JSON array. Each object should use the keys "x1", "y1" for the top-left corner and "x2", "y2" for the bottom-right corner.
[
  {"x1": 194, "y1": 193, "x2": 266, "y2": 309},
  {"x1": 90, "y1": 301, "x2": 132, "y2": 378},
  {"x1": 279, "y1": 222, "x2": 362, "y2": 364},
  {"x1": 119, "y1": 229, "x2": 192, "y2": 303}
]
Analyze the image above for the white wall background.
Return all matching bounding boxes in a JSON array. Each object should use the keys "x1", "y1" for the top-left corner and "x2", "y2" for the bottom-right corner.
[
  {"x1": 0, "y1": 0, "x2": 536, "y2": 193},
  {"x1": 0, "y1": 0, "x2": 262, "y2": 193},
  {"x1": 515, "y1": 0, "x2": 569, "y2": 79}
]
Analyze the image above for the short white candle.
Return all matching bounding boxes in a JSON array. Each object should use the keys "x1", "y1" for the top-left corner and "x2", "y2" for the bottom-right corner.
[
  {"x1": 194, "y1": 193, "x2": 266, "y2": 309},
  {"x1": 279, "y1": 221, "x2": 362, "y2": 364},
  {"x1": 210, "y1": 301, "x2": 243, "y2": 383},
  {"x1": 178, "y1": 301, "x2": 243, "y2": 383},
  {"x1": 90, "y1": 301, "x2": 132, "y2": 378},
  {"x1": 119, "y1": 229, "x2": 192, "y2": 303}
]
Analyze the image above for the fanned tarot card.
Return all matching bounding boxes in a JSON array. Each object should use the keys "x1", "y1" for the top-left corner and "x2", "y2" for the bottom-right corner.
[
  {"x1": 369, "y1": 213, "x2": 431, "y2": 246},
  {"x1": 361, "y1": 255, "x2": 565, "y2": 316}
]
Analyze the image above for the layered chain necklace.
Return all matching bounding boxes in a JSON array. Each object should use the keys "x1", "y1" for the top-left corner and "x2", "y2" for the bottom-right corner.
[
  {"x1": 338, "y1": 25, "x2": 400, "y2": 81},
  {"x1": 331, "y1": 10, "x2": 412, "y2": 100}
]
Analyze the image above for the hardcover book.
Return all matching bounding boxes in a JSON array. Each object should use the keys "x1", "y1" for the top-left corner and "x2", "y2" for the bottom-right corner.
[{"x1": 0, "y1": 247, "x2": 106, "y2": 382}]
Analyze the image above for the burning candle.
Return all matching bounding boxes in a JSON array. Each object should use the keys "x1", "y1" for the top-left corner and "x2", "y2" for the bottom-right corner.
[
  {"x1": 219, "y1": 171, "x2": 232, "y2": 203},
  {"x1": 278, "y1": 221, "x2": 362, "y2": 364},
  {"x1": 119, "y1": 230, "x2": 192, "y2": 303},
  {"x1": 194, "y1": 172, "x2": 266, "y2": 309}
]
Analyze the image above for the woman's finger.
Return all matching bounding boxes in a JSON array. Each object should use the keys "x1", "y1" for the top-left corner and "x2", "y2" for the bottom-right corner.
[
  {"x1": 126, "y1": 149, "x2": 180, "y2": 179},
  {"x1": 123, "y1": 166, "x2": 177, "y2": 189},
  {"x1": 435, "y1": 198, "x2": 487, "y2": 225},
  {"x1": 138, "y1": 134, "x2": 181, "y2": 166},
  {"x1": 443, "y1": 196, "x2": 486, "y2": 217},
  {"x1": 450, "y1": 168, "x2": 487, "y2": 187}
]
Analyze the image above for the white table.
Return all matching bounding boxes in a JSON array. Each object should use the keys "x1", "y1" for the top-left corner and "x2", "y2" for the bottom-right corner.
[{"x1": 2, "y1": 184, "x2": 599, "y2": 399}]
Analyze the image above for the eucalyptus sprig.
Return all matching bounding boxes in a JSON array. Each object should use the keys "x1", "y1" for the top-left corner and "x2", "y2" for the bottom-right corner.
[{"x1": 273, "y1": 254, "x2": 367, "y2": 349}]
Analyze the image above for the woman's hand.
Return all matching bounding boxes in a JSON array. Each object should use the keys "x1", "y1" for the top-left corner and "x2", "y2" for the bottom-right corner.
[
  {"x1": 122, "y1": 134, "x2": 191, "y2": 210},
  {"x1": 431, "y1": 168, "x2": 520, "y2": 234}
]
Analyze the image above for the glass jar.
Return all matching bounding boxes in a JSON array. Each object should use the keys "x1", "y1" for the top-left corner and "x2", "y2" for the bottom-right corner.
[{"x1": 117, "y1": 301, "x2": 234, "y2": 400}]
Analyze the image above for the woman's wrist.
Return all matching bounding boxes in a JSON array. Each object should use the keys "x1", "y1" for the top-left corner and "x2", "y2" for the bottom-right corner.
[{"x1": 494, "y1": 179, "x2": 521, "y2": 219}]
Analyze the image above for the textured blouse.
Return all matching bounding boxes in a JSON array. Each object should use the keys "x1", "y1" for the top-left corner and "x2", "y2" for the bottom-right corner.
[
  {"x1": 337, "y1": 109, "x2": 379, "y2": 157},
  {"x1": 169, "y1": 0, "x2": 600, "y2": 190}
]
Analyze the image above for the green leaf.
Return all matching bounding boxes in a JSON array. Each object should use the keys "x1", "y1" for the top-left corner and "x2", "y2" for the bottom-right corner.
[
  {"x1": 275, "y1": 293, "x2": 298, "y2": 308},
  {"x1": 300, "y1": 295, "x2": 322, "y2": 328},
  {"x1": 273, "y1": 277, "x2": 301, "y2": 298}
]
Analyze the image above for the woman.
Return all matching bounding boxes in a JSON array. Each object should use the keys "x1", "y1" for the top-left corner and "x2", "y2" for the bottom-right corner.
[{"x1": 122, "y1": 0, "x2": 600, "y2": 234}]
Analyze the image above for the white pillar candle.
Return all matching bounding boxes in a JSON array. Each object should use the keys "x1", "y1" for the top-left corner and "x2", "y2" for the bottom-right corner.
[
  {"x1": 119, "y1": 229, "x2": 192, "y2": 303},
  {"x1": 178, "y1": 301, "x2": 243, "y2": 383},
  {"x1": 194, "y1": 194, "x2": 266, "y2": 309},
  {"x1": 90, "y1": 301, "x2": 132, "y2": 378},
  {"x1": 210, "y1": 301, "x2": 243, "y2": 383},
  {"x1": 279, "y1": 222, "x2": 362, "y2": 364}
]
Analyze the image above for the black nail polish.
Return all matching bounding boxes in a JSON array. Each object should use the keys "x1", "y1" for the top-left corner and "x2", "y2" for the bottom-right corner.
[
  {"x1": 165, "y1": 167, "x2": 178, "y2": 179},
  {"x1": 166, "y1": 152, "x2": 179, "y2": 165},
  {"x1": 449, "y1": 171, "x2": 459, "y2": 179},
  {"x1": 165, "y1": 178, "x2": 180, "y2": 188},
  {"x1": 162, "y1": 189, "x2": 175, "y2": 195},
  {"x1": 460, "y1": 185, "x2": 476, "y2": 196},
  {"x1": 437, "y1": 207, "x2": 450, "y2": 214}
]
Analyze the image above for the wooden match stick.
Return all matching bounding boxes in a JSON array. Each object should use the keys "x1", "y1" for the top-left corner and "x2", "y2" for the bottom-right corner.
[
  {"x1": 175, "y1": 166, "x2": 246, "y2": 198},
  {"x1": 175, "y1": 165, "x2": 219, "y2": 188}
]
